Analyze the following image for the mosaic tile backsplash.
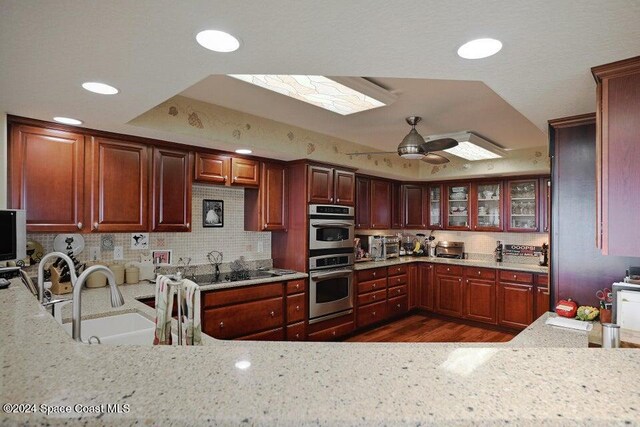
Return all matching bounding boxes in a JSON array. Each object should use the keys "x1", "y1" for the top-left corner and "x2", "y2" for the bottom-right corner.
[{"x1": 26, "y1": 184, "x2": 271, "y2": 267}]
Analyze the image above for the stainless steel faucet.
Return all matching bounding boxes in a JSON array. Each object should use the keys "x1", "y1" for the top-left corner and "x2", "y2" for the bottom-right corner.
[
  {"x1": 37, "y1": 252, "x2": 78, "y2": 304},
  {"x1": 72, "y1": 265, "x2": 125, "y2": 342}
]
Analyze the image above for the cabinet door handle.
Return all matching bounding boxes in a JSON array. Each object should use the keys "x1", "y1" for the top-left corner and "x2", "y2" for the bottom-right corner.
[
  {"x1": 186, "y1": 222, "x2": 190, "y2": 228},
  {"x1": 513, "y1": 274, "x2": 517, "y2": 279},
  {"x1": 330, "y1": 197, "x2": 334, "y2": 202},
  {"x1": 529, "y1": 288, "x2": 532, "y2": 292},
  {"x1": 295, "y1": 333, "x2": 300, "y2": 339},
  {"x1": 270, "y1": 311, "x2": 275, "y2": 317},
  {"x1": 372, "y1": 223, "x2": 376, "y2": 227},
  {"x1": 372, "y1": 311, "x2": 376, "y2": 316},
  {"x1": 234, "y1": 176, "x2": 238, "y2": 181},
  {"x1": 332, "y1": 330, "x2": 337, "y2": 336},
  {"x1": 93, "y1": 222, "x2": 99, "y2": 230},
  {"x1": 295, "y1": 283, "x2": 300, "y2": 290},
  {"x1": 295, "y1": 305, "x2": 300, "y2": 312},
  {"x1": 224, "y1": 175, "x2": 228, "y2": 182},
  {"x1": 219, "y1": 321, "x2": 224, "y2": 328},
  {"x1": 77, "y1": 222, "x2": 83, "y2": 229},
  {"x1": 336, "y1": 198, "x2": 340, "y2": 203},
  {"x1": 459, "y1": 278, "x2": 462, "y2": 282},
  {"x1": 397, "y1": 304, "x2": 401, "y2": 308}
]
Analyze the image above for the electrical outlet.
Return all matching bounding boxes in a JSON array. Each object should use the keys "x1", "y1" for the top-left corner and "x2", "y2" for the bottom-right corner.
[
  {"x1": 89, "y1": 246, "x2": 101, "y2": 261},
  {"x1": 113, "y1": 246, "x2": 124, "y2": 260}
]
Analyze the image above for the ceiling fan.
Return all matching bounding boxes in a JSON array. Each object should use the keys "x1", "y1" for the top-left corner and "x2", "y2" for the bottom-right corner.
[{"x1": 347, "y1": 116, "x2": 458, "y2": 164}]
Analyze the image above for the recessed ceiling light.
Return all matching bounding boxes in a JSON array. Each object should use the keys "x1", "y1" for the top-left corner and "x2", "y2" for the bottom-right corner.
[
  {"x1": 53, "y1": 116, "x2": 83, "y2": 125},
  {"x1": 227, "y1": 75, "x2": 395, "y2": 115},
  {"x1": 235, "y1": 149, "x2": 252, "y2": 154},
  {"x1": 82, "y1": 81, "x2": 119, "y2": 95},
  {"x1": 457, "y1": 38, "x2": 502, "y2": 59},
  {"x1": 196, "y1": 30, "x2": 240, "y2": 53}
]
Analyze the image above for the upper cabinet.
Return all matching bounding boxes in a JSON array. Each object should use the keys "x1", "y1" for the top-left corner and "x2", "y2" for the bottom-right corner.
[
  {"x1": 355, "y1": 176, "x2": 371, "y2": 229},
  {"x1": 194, "y1": 153, "x2": 259, "y2": 187},
  {"x1": 370, "y1": 179, "x2": 391, "y2": 229},
  {"x1": 444, "y1": 183, "x2": 471, "y2": 230},
  {"x1": 151, "y1": 147, "x2": 192, "y2": 232},
  {"x1": 245, "y1": 162, "x2": 287, "y2": 232},
  {"x1": 8, "y1": 124, "x2": 86, "y2": 232},
  {"x1": 391, "y1": 183, "x2": 403, "y2": 229},
  {"x1": 87, "y1": 137, "x2": 149, "y2": 232},
  {"x1": 427, "y1": 184, "x2": 443, "y2": 229},
  {"x1": 592, "y1": 56, "x2": 640, "y2": 256},
  {"x1": 194, "y1": 152, "x2": 230, "y2": 184},
  {"x1": 307, "y1": 165, "x2": 354, "y2": 206},
  {"x1": 402, "y1": 184, "x2": 426, "y2": 229},
  {"x1": 231, "y1": 157, "x2": 259, "y2": 187},
  {"x1": 506, "y1": 179, "x2": 539, "y2": 232},
  {"x1": 473, "y1": 181, "x2": 503, "y2": 232}
]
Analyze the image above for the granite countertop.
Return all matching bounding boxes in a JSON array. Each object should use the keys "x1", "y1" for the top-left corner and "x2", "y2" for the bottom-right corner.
[
  {"x1": 354, "y1": 256, "x2": 549, "y2": 274},
  {"x1": 2, "y1": 275, "x2": 638, "y2": 425}
]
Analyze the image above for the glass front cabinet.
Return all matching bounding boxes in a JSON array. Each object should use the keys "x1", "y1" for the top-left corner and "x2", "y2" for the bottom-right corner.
[
  {"x1": 427, "y1": 184, "x2": 443, "y2": 229},
  {"x1": 445, "y1": 183, "x2": 471, "y2": 230},
  {"x1": 506, "y1": 179, "x2": 539, "y2": 232},
  {"x1": 473, "y1": 181, "x2": 503, "y2": 231}
]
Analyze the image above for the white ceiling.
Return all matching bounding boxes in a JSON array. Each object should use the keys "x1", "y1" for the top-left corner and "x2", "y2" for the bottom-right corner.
[
  {"x1": 1, "y1": 1, "x2": 639, "y2": 152},
  {"x1": 181, "y1": 75, "x2": 546, "y2": 151}
]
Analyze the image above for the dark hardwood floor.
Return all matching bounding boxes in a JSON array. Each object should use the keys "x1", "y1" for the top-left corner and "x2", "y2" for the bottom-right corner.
[{"x1": 345, "y1": 313, "x2": 517, "y2": 343}]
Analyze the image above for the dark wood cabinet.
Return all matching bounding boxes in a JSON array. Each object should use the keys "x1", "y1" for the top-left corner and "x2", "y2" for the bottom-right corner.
[
  {"x1": 427, "y1": 184, "x2": 443, "y2": 229},
  {"x1": 592, "y1": 56, "x2": 640, "y2": 257},
  {"x1": 8, "y1": 124, "x2": 85, "y2": 232},
  {"x1": 355, "y1": 176, "x2": 371, "y2": 229},
  {"x1": 407, "y1": 264, "x2": 419, "y2": 310},
  {"x1": 419, "y1": 264, "x2": 434, "y2": 311},
  {"x1": 245, "y1": 162, "x2": 287, "y2": 231},
  {"x1": 308, "y1": 165, "x2": 355, "y2": 206},
  {"x1": 307, "y1": 165, "x2": 334, "y2": 204},
  {"x1": 370, "y1": 179, "x2": 391, "y2": 229},
  {"x1": 151, "y1": 147, "x2": 192, "y2": 232},
  {"x1": 87, "y1": 137, "x2": 149, "y2": 232},
  {"x1": 435, "y1": 266, "x2": 464, "y2": 317},
  {"x1": 472, "y1": 181, "x2": 503, "y2": 232},
  {"x1": 464, "y1": 267, "x2": 497, "y2": 324},
  {"x1": 498, "y1": 281, "x2": 534, "y2": 330},
  {"x1": 334, "y1": 170, "x2": 355, "y2": 206},
  {"x1": 230, "y1": 157, "x2": 259, "y2": 187},
  {"x1": 194, "y1": 152, "x2": 230, "y2": 184},
  {"x1": 403, "y1": 184, "x2": 426, "y2": 228},
  {"x1": 391, "y1": 182, "x2": 403, "y2": 229},
  {"x1": 534, "y1": 274, "x2": 550, "y2": 320}
]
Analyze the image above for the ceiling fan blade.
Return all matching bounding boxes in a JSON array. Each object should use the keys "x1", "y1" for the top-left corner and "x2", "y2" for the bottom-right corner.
[
  {"x1": 421, "y1": 137, "x2": 458, "y2": 152},
  {"x1": 346, "y1": 151, "x2": 398, "y2": 156},
  {"x1": 421, "y1": 153, "x2": 450, "y2": 164}
]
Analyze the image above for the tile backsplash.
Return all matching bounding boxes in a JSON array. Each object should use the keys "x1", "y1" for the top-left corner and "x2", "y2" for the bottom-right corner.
[{"x1": 27, "y1": 184, "x2": 271, "y2": 266}]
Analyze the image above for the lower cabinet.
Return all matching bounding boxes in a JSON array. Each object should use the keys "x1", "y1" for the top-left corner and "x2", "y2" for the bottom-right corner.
[
  {"x1": 463, "y1": 267, "x2": 497, "y2": 325},
  {"x1": 201, "y1": 279, "x2": 306, "y2": 340},
  {"x1": 497, "y1": 281, "x2": 534, "y2": 330},
  {"x1": 358, "y1": 300, "x2": 387, "y2": 328},
  {"x1": 307, "y1": 316, "x2": 355, "y2": 341},
  {"x1": 387, "y1": 294, "x2": 408, "y2": 318},
  {"x1": 434, "y1": 265, "x2": 464, "y2": 317},
  {"x1": 419, "y1": 264, "x2": 434, "y2": 311},
  {"x1": 534, "y1": 274, "x2": 550, "y2": 320}
]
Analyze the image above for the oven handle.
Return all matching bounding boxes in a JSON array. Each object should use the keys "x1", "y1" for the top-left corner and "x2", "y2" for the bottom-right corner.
[
  {"x1": 310, "y1": 222, "x2": 354, "y2": 228},
  {"x1": 310, "y1": 270, "x2": 353, "y2": 281}
]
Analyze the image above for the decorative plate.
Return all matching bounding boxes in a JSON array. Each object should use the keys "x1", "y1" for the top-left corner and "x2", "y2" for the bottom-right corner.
[{"x1": 53, "y1": 234, "x2": 85, "y2": 256}]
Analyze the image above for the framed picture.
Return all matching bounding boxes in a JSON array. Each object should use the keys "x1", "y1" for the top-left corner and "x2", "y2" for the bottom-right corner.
[
  {"x1": 151, "y1": 249, "x2": 173, "y2": 266},
  {"x1": 203, "y1": 199, "x2": 224, "y2": 227},
  {"x1": 130, "y1": 233, "x2": 149, "y2": 250}
]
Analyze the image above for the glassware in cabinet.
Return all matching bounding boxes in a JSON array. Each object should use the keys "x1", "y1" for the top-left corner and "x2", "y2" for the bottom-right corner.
[
  {"x1": 446, "y1": 184, "x2": 470, "y2": 229},
  {"x1": 428, "y1": 185, "x2": 443, "y2": 228},
  {"x1": 475, "y1": 182, "x2": 502, "y2": 230},
  {"x1": 507, "y1": 179, "x2": 539, "y2": 231}
]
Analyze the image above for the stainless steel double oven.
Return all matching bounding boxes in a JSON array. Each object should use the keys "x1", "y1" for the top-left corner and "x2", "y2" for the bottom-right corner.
[{"x1": 308, "y1": 205, "x2": 354, "y2": 324}]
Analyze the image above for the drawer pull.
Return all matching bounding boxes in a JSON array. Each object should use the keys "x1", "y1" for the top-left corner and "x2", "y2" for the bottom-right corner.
[
  {"x1": 372, "y1": 294, "x2": 377, "y2": 300},
  {"x1": 270, "y1": 311, "x2": 275, "y2": 317},
  {"x1": 332, "y1": 330, "x2": 337, "y2": 336},
  {"x1": 373, "y1": 272, "x2": 377, "y2": 277},
  {"x1": 295, "y1": 333, "x2": 300, "y2": 339},
  {"x1": 478, "y1": 271, "x2": 481, "y2": 275},
  {"x1": 295, "y1": 283, "x2": 300, "y2": 289},
  {"x1": 396, "y1": 288, "x2": 401, "y2": 294},
  {"x1": 219, "y1": 321, "x2": 224, "y2": 328},
  {"x1": 295, "y1": 305, "x2": 300, "y2": 311},
  {"x1": 447, "y1": 267, "x2": 450, "y2": 272},
  {"x1": 372, "y1": 283, "x2": 377, "y2": 289},
  {"x1": 372, "y1": 311, "x2": 376, "y2": 316},
  {"x1": 397, "y1": 278, "x2": 401, "y2": 283},
  {"x1": 514, "y1": 274, "x2": 517, "y2": 279}
]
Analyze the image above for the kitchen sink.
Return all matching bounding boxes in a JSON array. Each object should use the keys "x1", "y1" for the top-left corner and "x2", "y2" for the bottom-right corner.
[{"x1": 61, "y1": 312, "x2": 176, "y2": 346}]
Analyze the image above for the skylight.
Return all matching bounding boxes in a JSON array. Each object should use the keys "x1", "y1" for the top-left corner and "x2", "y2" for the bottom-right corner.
[
  {"x1": 227, "y1": 75, "x2": 388, "y2": 115},
  {"x1": 429, "y1": 131, "x2": 506, "y2": 161}
]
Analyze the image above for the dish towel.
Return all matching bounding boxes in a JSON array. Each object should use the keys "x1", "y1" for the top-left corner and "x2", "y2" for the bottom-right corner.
[
  {"x1": 153, "y1": 275, "x2": 175, "y2": 345},
  {"x1": 545, "y1": 316, "x2": 593, "y2": 331},
  {"x1": 182, "y1": 279, "x2": 202, "y2": 346}
]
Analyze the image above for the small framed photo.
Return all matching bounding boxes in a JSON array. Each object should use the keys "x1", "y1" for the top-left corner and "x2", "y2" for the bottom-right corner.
[
  {"x1": 203, "y1": 199, "x2": 224, "y2": 227},
  {"x1": 151, "y1": 250, "x2": 173, "y2": 266}
]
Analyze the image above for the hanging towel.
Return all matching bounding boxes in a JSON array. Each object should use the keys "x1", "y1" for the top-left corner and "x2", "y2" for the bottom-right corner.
[
  {"x1": 182, "y1": 279, "x2": 202, "y2": 345},
  {"x1": 153, "y1": 275, "x2": 175, "y2": 345}
]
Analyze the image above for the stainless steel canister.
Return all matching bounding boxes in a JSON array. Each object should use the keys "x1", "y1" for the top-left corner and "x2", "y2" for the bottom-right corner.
[{"x1": 601, "y1": 323, "x2": 621, "y2": 348}]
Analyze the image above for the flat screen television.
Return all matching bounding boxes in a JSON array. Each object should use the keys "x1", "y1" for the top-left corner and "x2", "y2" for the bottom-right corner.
[{"x1": 0, "y1": 209, "x2": 26, "y2": 261}]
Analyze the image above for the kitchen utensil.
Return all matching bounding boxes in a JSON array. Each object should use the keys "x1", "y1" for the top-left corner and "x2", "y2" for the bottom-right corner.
[
  {"x1": 53, "y1": 234, "x2": 85, "y2": 256},
  {"x1": 596, "y1": 288, "x2": 613, "y2": 304}
]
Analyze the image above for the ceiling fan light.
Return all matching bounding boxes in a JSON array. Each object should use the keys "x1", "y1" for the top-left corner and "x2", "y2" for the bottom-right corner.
[{"x1": 398, "y1": 128, "x2": 426, "y2": 159}]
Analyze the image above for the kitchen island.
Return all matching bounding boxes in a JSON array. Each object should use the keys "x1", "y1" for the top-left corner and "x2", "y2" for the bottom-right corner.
[{"x1": 1, "y1": 275, "x2": 638, "y2": 426}]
